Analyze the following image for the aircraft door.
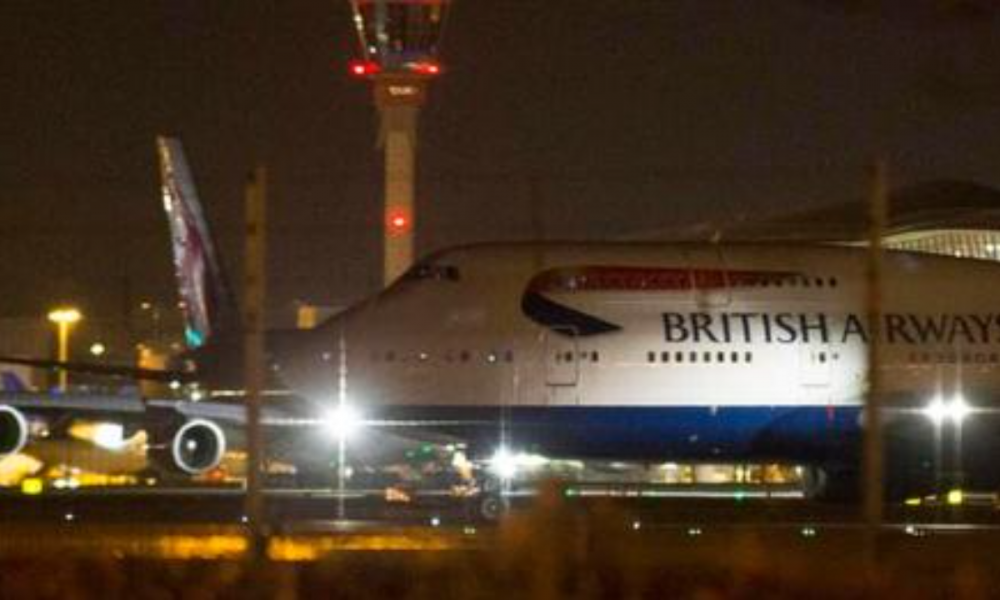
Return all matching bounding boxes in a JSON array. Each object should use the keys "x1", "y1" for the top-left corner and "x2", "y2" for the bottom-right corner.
[
  {"x1": 544, "y1": 327, "x2": 579, "y2": 405},
  {"x1": 689, "y1": 246, "x2": 730, "y2": 308}
]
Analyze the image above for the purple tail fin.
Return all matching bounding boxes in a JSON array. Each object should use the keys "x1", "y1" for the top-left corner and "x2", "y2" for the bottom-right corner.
[
  {"x1": 0, "y1": 371, "x2": 27, "y2": 392},
  {"x1": 157, "y1": 136, "x2": 238, "y2": 349}
]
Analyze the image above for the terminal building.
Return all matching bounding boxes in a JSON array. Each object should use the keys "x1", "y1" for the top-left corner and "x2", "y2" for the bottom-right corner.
[{"x1": 675, "y1": 180, "x2": 1000, "y2": 261}]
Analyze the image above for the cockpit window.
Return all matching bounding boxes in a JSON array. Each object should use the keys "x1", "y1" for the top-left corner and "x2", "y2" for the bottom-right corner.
[{"x1": 404, "y1": 263, "x2": 461, "y2": 282}]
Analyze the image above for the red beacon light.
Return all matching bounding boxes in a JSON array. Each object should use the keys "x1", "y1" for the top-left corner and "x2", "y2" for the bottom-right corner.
[
  {"x1": 410, "y1": 61, "x2": 443, "y2": 77},
  {"x1": 348, "y1": 60, "x2": 382, "y2": 78},
  {"x1": 387, "y1": 210, "x2": 412, "y2": 235}
]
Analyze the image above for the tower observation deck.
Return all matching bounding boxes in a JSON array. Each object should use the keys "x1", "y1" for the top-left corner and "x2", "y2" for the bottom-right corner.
[{"x1": 347, "y1": 0, "x2": 452, "y2": 285}]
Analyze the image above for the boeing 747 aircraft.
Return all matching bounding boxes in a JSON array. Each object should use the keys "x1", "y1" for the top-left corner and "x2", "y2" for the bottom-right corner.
[{"x1": 3, "y1": 138, "x2": 999, "y2": 502}]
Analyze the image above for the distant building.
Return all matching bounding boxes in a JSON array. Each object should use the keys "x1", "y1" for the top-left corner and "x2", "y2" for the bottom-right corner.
[{"x1": 668, "y1": 180, "x2": 1000, "y2": 262}]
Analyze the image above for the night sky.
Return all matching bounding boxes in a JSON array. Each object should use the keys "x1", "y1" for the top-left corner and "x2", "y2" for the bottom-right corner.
[{"x1": 3, "y1": 1, "x2": 1000, "y2": 325}]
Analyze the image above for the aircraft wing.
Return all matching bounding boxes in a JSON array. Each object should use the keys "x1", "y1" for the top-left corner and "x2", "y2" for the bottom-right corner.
[
  {"x1": 0, "y1": 356, "x2": 194, "y2": 383},
  {"x1": 0, "y1": 391, "x2": 306, "y2": 426}
]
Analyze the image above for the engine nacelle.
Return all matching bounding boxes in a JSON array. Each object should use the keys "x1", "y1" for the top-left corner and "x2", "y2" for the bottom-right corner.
[
  {"x1": 0, "y1": 406, "x2": 28, "y2": 456},
  {"x1": 150, "y1": 419, "x2": 228, "y2": 475}
]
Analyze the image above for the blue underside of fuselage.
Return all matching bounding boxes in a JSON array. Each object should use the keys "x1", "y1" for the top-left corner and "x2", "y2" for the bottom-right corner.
[{"x1": 368, "y1": 405, "x2": 864, "y2": 463}]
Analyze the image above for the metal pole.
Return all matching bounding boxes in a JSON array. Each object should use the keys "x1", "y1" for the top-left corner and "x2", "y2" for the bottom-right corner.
[
  {"x1": 863, "y1": 159, "x2": 888, "y2": 571},
  {"x1": 244, "y1": 166, "x2": 268, "y2": 558},
  {"x1": 56, "y1": 322, "x2": 69, "y2": 391}
]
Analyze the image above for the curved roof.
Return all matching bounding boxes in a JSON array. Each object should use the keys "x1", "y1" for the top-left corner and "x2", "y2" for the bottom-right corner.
[{"x1": 673, "y1": 180, "x2": 1000, "y2": 243}]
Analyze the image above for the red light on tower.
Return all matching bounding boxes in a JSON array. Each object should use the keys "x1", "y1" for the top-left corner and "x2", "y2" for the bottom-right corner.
[
  {"x1": 411, "y1": 61, "x2": 443, "y2": 76},
  {"x1": 348, "y1": 60, "x2": 382, "y2": 78},
  {"x1": 387, "y1": 209, "x2": 411, "y2": 236}
]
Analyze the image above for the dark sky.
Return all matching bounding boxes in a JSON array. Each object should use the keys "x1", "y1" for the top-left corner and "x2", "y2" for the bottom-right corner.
[{"x1": 2, "y1": 1, "x2": 1000, "y2": 323}]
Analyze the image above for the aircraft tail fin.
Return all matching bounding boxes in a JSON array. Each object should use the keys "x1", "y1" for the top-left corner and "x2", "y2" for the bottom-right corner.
[
  {"x1": 157, "y1": 136, "x2": 240, "y2": 349},
  {"x1": 0, "y1": 371, "x2": 27, "y2": 392}
]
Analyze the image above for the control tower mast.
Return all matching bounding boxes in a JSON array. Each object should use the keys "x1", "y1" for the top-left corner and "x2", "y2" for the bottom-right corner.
[{"x1": 347, "y1": 0, "x2": 451, "y2": 286}]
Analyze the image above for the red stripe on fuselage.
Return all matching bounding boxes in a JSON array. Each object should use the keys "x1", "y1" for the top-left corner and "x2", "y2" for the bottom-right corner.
[{"x1": 528, "y1": 266, "x2": 799, "y2": 293}]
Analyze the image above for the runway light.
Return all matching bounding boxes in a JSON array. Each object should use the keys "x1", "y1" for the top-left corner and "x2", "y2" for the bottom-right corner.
[
  {"x1": 947, "y1": 488, "x2": 964, "y2": 506},
  {"x1": 323, "y1": 404, "x2": 363, "y2": 441}
]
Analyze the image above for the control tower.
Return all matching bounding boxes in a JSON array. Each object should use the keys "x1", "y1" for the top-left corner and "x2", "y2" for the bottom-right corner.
[{"x1": 347, "y1": 0, "x2": 451, "y2": 285}]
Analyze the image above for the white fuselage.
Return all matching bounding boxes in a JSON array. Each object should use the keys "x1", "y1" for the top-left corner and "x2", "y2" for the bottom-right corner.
[
  {"x1": 277, "y1": 242, "x2": 1000, "y2": 464},
  {"x1": 287, "y1": 242, "x2": 1000, "y2": 409}
]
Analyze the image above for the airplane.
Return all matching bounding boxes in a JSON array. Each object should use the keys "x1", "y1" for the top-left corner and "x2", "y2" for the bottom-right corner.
[{"x1": 3, "y1": 138, "x2": 1000, "y2": 503}]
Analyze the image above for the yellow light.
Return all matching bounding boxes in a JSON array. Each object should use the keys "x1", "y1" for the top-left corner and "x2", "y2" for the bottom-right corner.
[
  {"x1": 89, "y1": 342, "x2": 106, "y2": 357},
  {"x1": 947, "y1": 489, "x2": 964, "y2": 506},
  {"x1": 47, "y1": 307, "x2": 82, "y2": 325},
  {"x1": 904, "y1": 497, "x2": 922, "y2": 507},
  {"x1": 21, "y1": 478, "x2": 43, "y2": 495}
]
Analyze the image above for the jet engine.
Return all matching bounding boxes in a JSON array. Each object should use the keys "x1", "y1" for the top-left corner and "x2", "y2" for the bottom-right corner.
[
  {"x1": 0, "y1": 406, "x2": 28, "y2": 456},
  {"x1": 149, "y1": 419, "x2": 227, "y2": 475}
]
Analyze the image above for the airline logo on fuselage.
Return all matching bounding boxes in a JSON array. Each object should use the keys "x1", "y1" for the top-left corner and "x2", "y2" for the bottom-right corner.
[
  {"x1": 522, "y1": 266, "x2": 799, "y2": 337},
  {"x1": 663, "y1": 312, "x2": 1000, "y2": 346}
]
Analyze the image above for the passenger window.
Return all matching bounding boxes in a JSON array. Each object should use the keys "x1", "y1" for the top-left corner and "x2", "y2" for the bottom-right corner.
[
  {"x1": 647, "y1": 351, "x2": 656, "y2": 363},
  {"x1": 661, "y1": 351, "x2": 670, "y2": 363},
  {"x1": 744, "y1": 351, "x2": 753, "y2": 363},
  {"x1": 675, "y1": 352, "x2": 684, "y2": 363},
  {"x1": 689, "y1": 352, "x2": 698, "y2": 363},
  {"x1": 730, "y1": 351, "x2": 739, "y2": 363},
  {"x1": 591, "y1": 351, "x2": 599, "y2": 362},
  {"x1": 717, "y1": 351, "x2": 725, "y2": 363}
]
